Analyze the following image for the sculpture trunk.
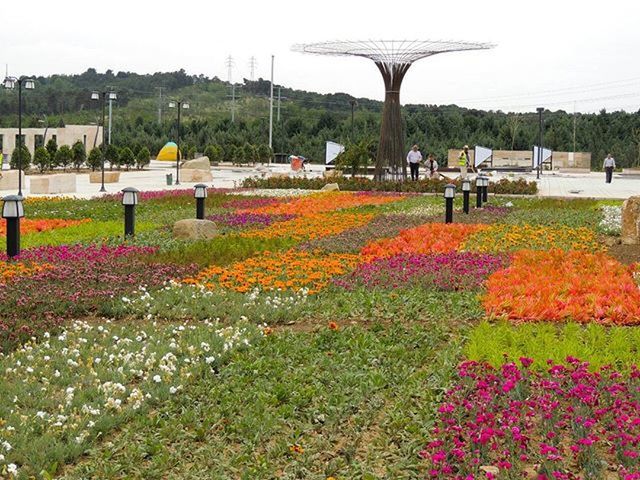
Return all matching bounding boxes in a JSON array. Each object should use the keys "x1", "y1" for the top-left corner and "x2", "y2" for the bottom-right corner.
[{"x1": 374, "y1": 62, "x2": 410, "y2": 181}]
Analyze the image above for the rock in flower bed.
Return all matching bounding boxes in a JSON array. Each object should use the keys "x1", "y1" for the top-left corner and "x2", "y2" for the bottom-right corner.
[
  {"x1": 0, "y1": 319, "x2": 263, "y2": 478},
  {"x1": 334, "y1": 252, "x2": 508, "y2": 291},
  {"x1": 422, "y1": 359, "x2": 640, "y2": 479},
  {"x1": 0, "y1": 245, "x2": 198, "y2": 350}
]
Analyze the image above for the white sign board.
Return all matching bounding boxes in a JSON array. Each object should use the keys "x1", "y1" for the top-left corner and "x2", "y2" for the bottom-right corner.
[
  {"x1": 474, "y1": 146, "x2": 492, "y2": 167},
  {"x1": 532, "y1": 146, "x2": 553, "y2": 167},
  {"x1": 325, "y1": 141, "x2": 345, "y2": 164}
]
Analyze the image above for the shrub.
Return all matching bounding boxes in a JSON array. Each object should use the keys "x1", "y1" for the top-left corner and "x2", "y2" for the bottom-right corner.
[
  {"x1": 256, "y1": 144, "x2": 273, "y2": 164},
  {"x1": 10, "y1": 144, "x2": 31, "y2": 171},
  {"x1": 45, "y1": 137, "x2": 57, "y2": 158},
  {"x1": 120, "y1": 147, "x2": 136, "y2": 170},
  {"x1": 32, "y1": 146, "x2": 50, "y2": 173},
  {"x1": 204, "y1": 144, "x2": 222, "y2": 163},
  {"x1": 136, "y1": 146, "x2": 151, "y2": 169},
  {"x1": 54, "y1": 145, "x2": 72, "y2": 171},
  {"x1": 105, "y1": 144, "x2": 120, "y2": 170},
  {"x1": 72, "y1": 141, "x2": 86, "y2": 171},
  {"x1": 87, "y1": 147, "x2": 103, "y2": 171}
]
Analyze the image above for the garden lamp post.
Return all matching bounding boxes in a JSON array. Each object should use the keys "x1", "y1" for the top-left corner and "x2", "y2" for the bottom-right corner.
[
  {"x1": 121, "y1": 187, "x2": 139, "y2": 237},
  {"x1": 3, "y1": 77, "x2": 35, "y2": 196},
  {"x1": 169, "y1": 100, "x2": 190, "y2": 185},
  {"x1": 481, "y1": 176, "x2": 489, "y2": 203},
  {"x1": 2, "y1": 195, "x2": 24, "y2": 258},
  {"x1": 194, "y1": 184, "x2": 207, "y2": 219},
  {"x1": 462, "y1": 179, "x2": 471, "y2": 214},
  {"x1": 475, "y1": 176, "x2": 483, "y2": 208},
  {"x1": 91, "y1": 90, "x2": 117, "y2": 192},
  {"x1": 444, "y1": 184, "x2": 456, "y2": 224}
]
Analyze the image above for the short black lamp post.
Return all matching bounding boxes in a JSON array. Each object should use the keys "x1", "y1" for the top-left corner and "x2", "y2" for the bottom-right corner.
[
  {"x1": 3, "y1": 195, "x2": 24, "y2": 258},
  {"x1": 462, "y1": 179, "x2": 471, "y2": 214},
  {"x1": 444, "y1": 184, "x2": 456, "y2": 224},
  {"x1": 481, "y1": 176, "x2": 489, "y2": 203},
  {"x1": 194, "y1": 184, "x2": 207, "y2": 219},
  {"x1": 121, "y1": 187, "x2": 139, "y2": 237},
  {"x1": 475, "y1": 176, "x2": 483, "y2": 208}
]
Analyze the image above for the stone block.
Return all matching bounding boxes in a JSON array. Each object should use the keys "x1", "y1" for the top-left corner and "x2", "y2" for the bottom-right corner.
[
  {"x1": 0, "y1": 170, "x2": 25, "y2": 191},
  {"x1": 320, "y1": 182, "x2": 340, "y2": 191},
  {"x1": 179, "y1": 169, "x2": 213, "y2": 182},
  {"x1": 622, "y1": 196, "x2": 640, "y2": 245},
  {"x1": 173, "y1": 219, "x2": 218, "y2": 240},
  {"x1": 182, "y1": 157, "x2": 210, "y2": 170},
  {"x1": 89, "y1": 171, "x2": 120, "y2": 183},
  {"x1": 30, "y1": 173, "x2": 77, "y2": 194}
]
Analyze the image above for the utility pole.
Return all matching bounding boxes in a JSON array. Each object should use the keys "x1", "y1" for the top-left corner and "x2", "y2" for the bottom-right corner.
[
  {"x1": 249, "y1": 56, "x2": 257, "y2": 81},
  {"x1": 231, "y1": 84, "x2": 236, "y2": 123},
  {"x1": 226, "y1": 55, "x2": 236, "y2": 122},
  {"x1": 573, "y1": 101, "x2": 577, "y2": 153},
  {"x1": 108, "y1": 96, "x2": 113, "y2": 144},
  {"x1": 156, "y1": 87, "x2": 164, "y2": 124},
  {"x1": 277, "y1": 86, "x2": 281, "y2": 123},
  {"x1": 269, "y1": 55, "x2": 274, "y2": 155},
  {"x1": 537, "y1": 107, "x2": 544, "y2": 180}
]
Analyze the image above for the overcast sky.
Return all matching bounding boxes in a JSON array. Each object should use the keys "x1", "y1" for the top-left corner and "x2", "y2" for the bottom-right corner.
[{"x1": 2, "y1": 0, "x2": 639, "y2": 113}]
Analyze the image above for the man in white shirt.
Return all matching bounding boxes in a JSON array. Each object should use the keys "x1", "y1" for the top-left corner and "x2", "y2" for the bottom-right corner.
[
  {"x1": 603, "y1": 153, "x2": 616, "y2": 184},
  {"x1": 407, "y1": 145, "x2": 423, "y2": 181}
]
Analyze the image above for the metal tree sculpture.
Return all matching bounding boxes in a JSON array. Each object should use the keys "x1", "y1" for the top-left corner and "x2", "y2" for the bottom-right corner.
[{"x1": 293, "y1": 40, "x2": 494, "y2": 180}]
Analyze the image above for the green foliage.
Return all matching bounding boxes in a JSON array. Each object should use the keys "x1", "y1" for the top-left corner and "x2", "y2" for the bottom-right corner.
[
  {"x1": 257, "y1": 144, "x2": 272, "y2": 163},
  {"x1": 54, "y1": 145, "x2": 72, "y2": 171},
  {"x1": 71, "y1": 141, "x2": 86, "y2": 171},
  {"x1": 335, "y1": 140, "x2": 372, "y2": 177},
  {"x1": 465, "y1": 321, "x2": 640, "y2": 371},
  {"x1": 119, "y1": 146, "x2": 135, "y2": 170},
  {"x1": 10, "y1": 144, "x2": 31, "y2": 170},
  {"x1": 32, "y1": 146, "x2": 50, "y2": 173},
  {"x1": 104, "y1": 144, "x2": 120, "y2": 169},
  {"x1": 45, "y1": 137, "x2": 58, "y2": 158},
  {"x1": 203, "y1": 144, "x2": 222, "y2": 163},
  {"x1": 87, "y1": 147, "x2": 103, "y2": 171},
  {"x1": 136, "y1": 146, "x2": 151, "y2": 169}
]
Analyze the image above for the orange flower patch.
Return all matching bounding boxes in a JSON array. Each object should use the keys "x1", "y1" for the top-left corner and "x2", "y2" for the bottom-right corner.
[
  {"x1": 240, "y1": 212, "x2": 374, "y2": 241},
  {"x1": 0, "y1": 218, "x2": 91, "y2": 236},
  {"x1": 0, "y1": 262, "x2": 53, "y2": 284},
  {"x1": 184, "y1": 249, "x2": 360, "y2": 295},
  {"x1": 484, "y1": 249, "x2": 640, "y2": 325},
  {"x1": 241, "y1": 191, "x2": 403, "y2": 216},
  {"x1": 361, "y1": 223, "x2": 487, "y2": 260}
]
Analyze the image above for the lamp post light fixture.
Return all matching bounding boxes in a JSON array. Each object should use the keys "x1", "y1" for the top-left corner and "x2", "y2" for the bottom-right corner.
[
  {"x1": 91, "y1": 90, "x2": 117, "y2": 192},
  {"x1": 481, "y1": 176, "x2": 489, "y2": 203},
  {"x1": 3, "y1": 77, "x2": 35, "y2": 196},
  {"x1": 475, "y1": 176, "x2": 483, "y2": 208},
  {"x1": 444, "y1": 183, "x2": 456, "y2": 224},
  {"x1": 194, "y1": 183, "x2": 207, "y2": 219},
  {"x1": 2, "y1": 195, "x2": 24, "y2": 258},
  {"x1": 169, "y1": 100, "x2": 190, "y2": 185},
  {"x1": 462, "y1": 179, "x2": 471, "y2": 214},
  {"x1": 121, "y1": 187, "x2": 140, "y2": 237}
]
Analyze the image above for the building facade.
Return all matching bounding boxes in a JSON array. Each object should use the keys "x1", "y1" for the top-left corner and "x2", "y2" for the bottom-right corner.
[
  {"x1": 447, "y1": 149, "x2": 591, "y2": 170},
  {"x1": 0, "y1": 125, "x2": 103, "y2": 162}
]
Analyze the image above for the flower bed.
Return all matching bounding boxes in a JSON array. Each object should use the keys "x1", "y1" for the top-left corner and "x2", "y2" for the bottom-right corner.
[
  {"x1": 334, "y1": 252, "x2": 508, "y2": 291},
  {"x1": 422, "y1": 359, "x2": 640, "y2": 478},
  {"x1": 361, "y1": 223, "x2": 487, "y2": 260},
  {"x1": 0, "y1": 319, "x2": 262, "y2": 478},
  {"x1": 0, "y1": 262, "x2": 53, "y2": 284},
  {"x1": 206, "y1": 212, "x2": 296, "y2": 231},
  {"x1": 0, "y1": 218, "x2": 90, "y2": 235},
  {"x1": 241, "y1": 212, "x2": 375, "y2": 241},
  {"x1": 484, "y1": 249, "x2": 640, "y2": 324},
  {"x1": 462, "y1": 224, "x2": 603, "y2": 253},
  {"x1": 184, "y1": 249, "x2": 360, "y2": 294}
]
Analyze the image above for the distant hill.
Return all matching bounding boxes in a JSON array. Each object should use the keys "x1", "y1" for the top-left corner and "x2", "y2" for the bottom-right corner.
[{"x1": 1, "y1": 69, "x2": 639, "y2": 168}]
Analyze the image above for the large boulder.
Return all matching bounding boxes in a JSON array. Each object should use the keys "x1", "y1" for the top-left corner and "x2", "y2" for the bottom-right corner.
[
  {"x1": 320, "y1": 182, "x2": 340, "y2": 192},
  {"x1": 622, "y1": 196, "x2": 640, "y2": 244},
  {"x1": 182, "y1": 157, "x2": 210, "y2": 170},
  {"x1": 0, "y1": 170, "x2": 25, "y2": 191},
  {"x1": 89, "y1": 171, "x2": 120, "y2": 183},
  {"x1": 179, "y1": 169, "x2": 213, "y2": 182},
  {"x1": 30, "y1": 173, "x2": 76, "y2": 194},
  {"x1": 173, "y1": 219, "x2": 218, "y2": 240}
]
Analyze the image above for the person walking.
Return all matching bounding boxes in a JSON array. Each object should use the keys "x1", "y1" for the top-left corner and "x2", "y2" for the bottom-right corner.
[
  {"x1": 407, "y1": 144, "x2": 423, "y2": 181},
  {"x1": 425, "y1": 154, "x2": 439, "y2": 179},
  {"x1": 603, "y1": 153, "x2": 616, "y2": 184},
  {"x1": 458, "y1": 145, "x2": 471, "y2": 179}
]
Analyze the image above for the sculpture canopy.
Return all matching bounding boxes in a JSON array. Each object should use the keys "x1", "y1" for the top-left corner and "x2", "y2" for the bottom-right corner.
[{"x1": 292, "y1": 40, "x2": 494, "y2": 180}]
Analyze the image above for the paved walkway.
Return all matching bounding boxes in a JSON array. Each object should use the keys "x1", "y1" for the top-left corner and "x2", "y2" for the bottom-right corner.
[{"x1": 0, "y1": 162, "x2": 637, "y2": 200}]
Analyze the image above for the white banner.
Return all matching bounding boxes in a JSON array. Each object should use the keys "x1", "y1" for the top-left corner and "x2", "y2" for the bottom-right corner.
[
  {"x1": 474, "y1": 146, "x2": 492, "y2": 167},
  {"x1": 532, "y1": 146, "x2": 553, "y2": 167},
  {"x1": 325, "y1": 141, "x2": 345, "y2": 164}
]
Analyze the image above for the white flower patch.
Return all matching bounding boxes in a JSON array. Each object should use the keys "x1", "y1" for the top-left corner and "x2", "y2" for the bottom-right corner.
[{"x1": 599, "y1": 205, "x2": 622, "y2": 236}]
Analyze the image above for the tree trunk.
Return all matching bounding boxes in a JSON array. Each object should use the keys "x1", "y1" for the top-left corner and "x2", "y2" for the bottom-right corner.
[{"x1": 374, "y1": 62, "x2": 411, "y2": 181}]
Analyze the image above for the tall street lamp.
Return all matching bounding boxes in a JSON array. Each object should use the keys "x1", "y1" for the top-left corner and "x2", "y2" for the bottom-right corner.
[
  {"x1": 537, "y1": 107, "x2": 544, "y2": 180},
  {"x1": 349, "y1": 99, "x2": 357, "y2": 139},
  {"x1": 3, "y1": 77, "x2": 35, "y2": 196},
  {"x1": 169, "y1": 100, "x2": 190, "y2": 185},
  {"x1": 91, "y1": 90, "x2": 117, "y2": 192}
]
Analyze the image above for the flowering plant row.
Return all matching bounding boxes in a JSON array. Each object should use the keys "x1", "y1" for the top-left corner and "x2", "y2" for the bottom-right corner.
[
  {"x1": 422, "y1": 359, "x2": 640, "y2": 479},
  {"x1": 0, "y1": 218, "x2": 90, "y2": 236}
]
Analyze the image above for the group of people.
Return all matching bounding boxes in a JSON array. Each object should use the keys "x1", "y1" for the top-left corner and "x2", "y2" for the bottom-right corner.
[
  {"x1": 406, "y1": 144, "x2": 474, "y2": 181},
  {"x1": 406, "y1": 145, "x2": 441, "y2": 181}
]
